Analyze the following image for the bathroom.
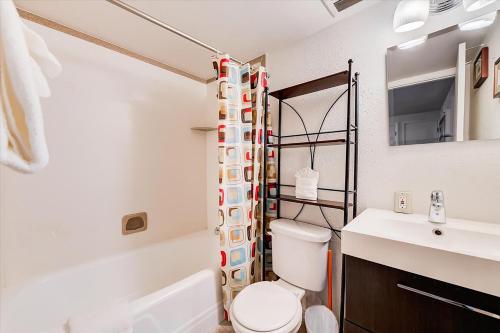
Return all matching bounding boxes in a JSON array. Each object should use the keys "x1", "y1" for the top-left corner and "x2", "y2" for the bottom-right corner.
[{"x1": 1, "y1": 0, "x2": 499, "y2": 332}]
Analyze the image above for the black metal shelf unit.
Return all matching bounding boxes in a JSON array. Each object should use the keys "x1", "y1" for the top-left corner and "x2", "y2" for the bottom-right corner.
[{"x1": 262, "y1": 59, "x2": 359, "y2": 333}]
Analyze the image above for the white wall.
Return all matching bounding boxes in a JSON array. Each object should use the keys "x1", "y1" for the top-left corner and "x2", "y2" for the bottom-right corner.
[
  {"x1": 0, "y1": 21, "x2": 209, "y2": 289},
  {"x1": 469, "y1": 18, "x2": 500, "y2": 140},
  {"x1": 268, "y1": 1, "x2": 500, "y2": 225},
  {"x1": 266, "y1": 1, "x2": 500, "y2": 318}
]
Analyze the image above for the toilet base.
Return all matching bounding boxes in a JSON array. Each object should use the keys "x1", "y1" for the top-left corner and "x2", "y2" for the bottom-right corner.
[{"x1": 231, "y1": 317, "x2": 302, "y2": 333}]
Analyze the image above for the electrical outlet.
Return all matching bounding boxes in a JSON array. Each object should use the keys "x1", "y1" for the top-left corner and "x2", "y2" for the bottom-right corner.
[{"x1": 394, "y1": 191, "x2": 413, "y2": 214}]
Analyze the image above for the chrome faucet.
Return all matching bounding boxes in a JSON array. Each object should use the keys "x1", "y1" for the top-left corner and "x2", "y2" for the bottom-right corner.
[{"x1": 429, "y1": 190, "x2": 446, "y2": 224}]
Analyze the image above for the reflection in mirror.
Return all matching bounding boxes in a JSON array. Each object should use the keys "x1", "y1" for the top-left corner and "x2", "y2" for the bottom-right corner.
[{"x1": 387, "y1": 10, "x2": 500, "y2": 146}]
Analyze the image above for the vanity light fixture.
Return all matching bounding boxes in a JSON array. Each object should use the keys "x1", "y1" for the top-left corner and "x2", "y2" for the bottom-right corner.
[
  {"x1": 459, "y1": 11, "x2": 497, "y2": 31},
  {"x1": 397, "y1": 35, "x2": 429, "y2": 49},
  {"x1": 463, "y1": 0, "x2": 497, "y2": 12},
  {"x1": 393, "y1": 0, "x2": 430, "y2": 33}
]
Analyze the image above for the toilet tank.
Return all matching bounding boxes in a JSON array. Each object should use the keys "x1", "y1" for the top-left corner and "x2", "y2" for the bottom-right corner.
[{"x1": 270, "y1": 219, "x2": 332, "y2": 292}]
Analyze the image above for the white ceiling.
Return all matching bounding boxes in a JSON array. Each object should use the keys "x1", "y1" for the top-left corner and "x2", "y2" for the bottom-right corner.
[{"x1": 14, "y1": 0, "x2": 379, "y2": 81}]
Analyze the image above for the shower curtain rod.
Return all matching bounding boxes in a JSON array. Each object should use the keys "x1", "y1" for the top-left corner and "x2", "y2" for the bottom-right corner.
[{"x1": 105, "y1": 0, "x2": 244, "y2": 65}]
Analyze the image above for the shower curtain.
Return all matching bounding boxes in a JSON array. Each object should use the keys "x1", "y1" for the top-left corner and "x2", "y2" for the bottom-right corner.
[{"x1": 213, "y1": 54, "x2": 276, "y2": 320}]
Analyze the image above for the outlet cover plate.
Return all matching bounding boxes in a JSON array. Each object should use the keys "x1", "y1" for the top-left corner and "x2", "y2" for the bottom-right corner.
[{"x1": 394, "y1": 191, "x2": 413, "y2": 214}]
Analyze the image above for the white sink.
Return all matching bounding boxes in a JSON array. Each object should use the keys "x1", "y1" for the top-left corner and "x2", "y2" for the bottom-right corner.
[{"x1": 342, "y1": 209, "x2": 500, "y2": 297}]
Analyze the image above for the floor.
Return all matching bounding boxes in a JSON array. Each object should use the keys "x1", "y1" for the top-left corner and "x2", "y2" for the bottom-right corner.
[{"x1": 216, "y1": 321, "x2": 307, "y2": 333}]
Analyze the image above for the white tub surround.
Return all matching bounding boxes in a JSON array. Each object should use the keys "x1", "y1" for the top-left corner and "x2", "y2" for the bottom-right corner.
[
  {"x1": 342, "y1": 209, "x2": 500, "y2": 297},
  {"x1": 0, "y1": 19, "x2": 208, "y2": 289}
]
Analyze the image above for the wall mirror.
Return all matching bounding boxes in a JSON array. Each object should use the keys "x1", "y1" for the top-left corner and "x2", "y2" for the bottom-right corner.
[{"x1": 386, "y1": 10, "x2": 500, "y2": 146}]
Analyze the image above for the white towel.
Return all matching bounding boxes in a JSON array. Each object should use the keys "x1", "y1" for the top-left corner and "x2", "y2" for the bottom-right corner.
[
  {"x1": 67, "y1": 302, "x2": 133, "y2": 333},
  {"x1": 0, "y1": 0, "x2": 62, "y2": 173}
]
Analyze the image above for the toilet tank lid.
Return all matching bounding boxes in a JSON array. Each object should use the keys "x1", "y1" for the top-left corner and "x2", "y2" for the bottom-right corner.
[{"x1": 270, "y1": 219, "x2": 332, "y2": 243}]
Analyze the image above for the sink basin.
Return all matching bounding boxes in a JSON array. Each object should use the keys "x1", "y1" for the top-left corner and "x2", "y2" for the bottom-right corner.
[{"x1": 342, "y1": 209, "x2": 500, "y2": 297}]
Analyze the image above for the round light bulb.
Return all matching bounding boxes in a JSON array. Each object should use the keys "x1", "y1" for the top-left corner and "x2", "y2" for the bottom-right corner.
[
  {"x1": 459, "y1": 11, "x2": 497, "y2": 31},
  {"x1": 393, "y1": 0, "x2": 430, "y2": 33},
  {"x1": 463, "y1": 0, "x2": 497, "y2": 12}
]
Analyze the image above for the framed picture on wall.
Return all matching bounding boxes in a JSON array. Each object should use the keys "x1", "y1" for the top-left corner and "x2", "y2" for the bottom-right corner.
[
  {"x1": 494, "y1": 57, "x2": 500, "y2": 98},
  {"x1": 473, "y1": 47, "x2": 489, "y2": 89}
]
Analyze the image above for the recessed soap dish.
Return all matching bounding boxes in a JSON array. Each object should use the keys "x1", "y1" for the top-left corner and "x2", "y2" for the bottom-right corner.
[{"x1": 122, "y1": 212, "x2": 147, "y2": 235}]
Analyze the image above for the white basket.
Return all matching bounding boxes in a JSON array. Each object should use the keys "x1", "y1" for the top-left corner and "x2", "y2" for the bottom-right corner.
[
  {"x1": 295, "y1": 168, "x2": 319, "y2": 200},
  {"x1": 305, "y1": 305, "x2": 339, "y2": 333}
]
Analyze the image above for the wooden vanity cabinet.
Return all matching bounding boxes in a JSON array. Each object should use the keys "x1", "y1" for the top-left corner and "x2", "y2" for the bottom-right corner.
[
  {"x1": 344, "y1": 256, "x2": 500, "y2": 333},
  {"x1": 344, "y1": 320, "x2": 370, "y2": 333}
]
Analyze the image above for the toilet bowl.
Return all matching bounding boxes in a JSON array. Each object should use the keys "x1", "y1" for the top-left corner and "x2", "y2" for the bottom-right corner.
[
  {"x1": 230, "y1": 280, "x2": 304, "y2": 333},
  {"x1": 230, "y1": 219, "x2": 332, "y2": 333}
]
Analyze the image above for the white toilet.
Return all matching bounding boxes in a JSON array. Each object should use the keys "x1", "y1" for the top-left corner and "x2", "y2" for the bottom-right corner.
[{"x1": 230, "y1": 218, "x2": 332, "y2": 333}]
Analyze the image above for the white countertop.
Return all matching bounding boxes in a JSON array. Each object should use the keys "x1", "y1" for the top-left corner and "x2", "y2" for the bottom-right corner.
[{"x1": 342, "y1": 208, "x2": 500, "y2": 297}]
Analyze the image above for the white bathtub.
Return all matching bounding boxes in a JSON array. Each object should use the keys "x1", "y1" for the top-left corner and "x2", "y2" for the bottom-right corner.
[
  {"x1": 132, "y1": 270, "x2": 220, "y2": 333},
  {"x1": 1, "y1": 230, "x2": 222, "y2": 333}
]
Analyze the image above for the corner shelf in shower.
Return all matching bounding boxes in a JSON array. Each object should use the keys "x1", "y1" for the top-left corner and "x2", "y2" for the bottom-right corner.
[
  {"x1": 262, "y1": 59, "x2": 360, "y2": 333},
  {"x1": 190, "y1": 126, "x2": 217, "y2": 132}
]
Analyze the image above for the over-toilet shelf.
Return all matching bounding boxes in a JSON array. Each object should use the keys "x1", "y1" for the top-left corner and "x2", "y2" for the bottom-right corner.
[
  {"x1": 279, "y1": 183, "x2": 356, "y2": 194},
  {"x1": 262, "y1": 59, "x2": 360, "y2": 333},
  {"x1": 267, "y1": 139, "x2": 352, "y2": 149},
  {"x1": 269, "y1": 70, "x2": 349, "y2": 99},
  {"x1": 270, "y1": 194, "x2": 351, "y2": 210},
  {"x1": 270, "y1": 127, "x2": 356, "y2": 139},
  {"x1": 190, "y1": 126, "x2": 217, "y2": 132}
]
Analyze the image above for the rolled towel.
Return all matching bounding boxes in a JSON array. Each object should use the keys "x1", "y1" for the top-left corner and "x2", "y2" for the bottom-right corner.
[
  {"x1": 0, "y1": 0, "x2": 62, "y2": 173},
  {"x1": 67, "y1": 302, "x2": 133, "y2": 333}
]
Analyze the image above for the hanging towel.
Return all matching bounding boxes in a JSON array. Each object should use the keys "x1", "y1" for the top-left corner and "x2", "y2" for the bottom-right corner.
[
  {"x1": 67, "y1": 301, "x2": 133, "y2": 333},
  {"x1": 0, "y1": 0, "x2": 62, "y2": 173}
]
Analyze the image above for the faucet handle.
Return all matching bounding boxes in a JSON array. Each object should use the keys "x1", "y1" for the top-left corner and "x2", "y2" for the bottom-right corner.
[
  {"x1": 429, "y1": 190, "x2": 446, "y2": 224},
  {"x1": 430, "y1": 190, "x2": 444, "y2": 203}
]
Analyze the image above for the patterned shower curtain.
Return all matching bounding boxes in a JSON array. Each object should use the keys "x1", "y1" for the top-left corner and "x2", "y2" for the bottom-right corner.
[{"x1": 213, "y1": 54, "x2": 276, "y2": 320}]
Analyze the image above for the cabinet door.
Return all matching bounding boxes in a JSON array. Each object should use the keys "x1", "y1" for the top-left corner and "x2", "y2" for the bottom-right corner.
[
  {"x1": 345, "y1": 256, "x2": 500, "y2": 333},
  {"x1": 344, "y1": 320, "x2": 370, "y2": 333}
]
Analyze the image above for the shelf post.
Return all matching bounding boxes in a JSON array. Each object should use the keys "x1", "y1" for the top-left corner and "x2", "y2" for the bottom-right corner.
[
  {"x1": 262, "y1": 87, "x2": 269, "y2": 282},
  {"x1": 344, "y1": 60, "x2": 353, "y2": 222},
  {"x1": 277, "y1": 100, "x2": 282, "y2": 219},
  {"x1": 340, "y1": 59, "x2": 353, "y2": 333},
  {"x1": 353, "y1": 73, "x2": 359, "y2": 218}
]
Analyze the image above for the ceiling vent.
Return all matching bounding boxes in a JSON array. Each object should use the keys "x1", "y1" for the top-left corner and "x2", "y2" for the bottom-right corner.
[
  {"x1": 333, "y1": 0, "x2": 363, "y2": 12},
  {"x1": 429, "y1": 0, "x2": 462, "y2": 14}
]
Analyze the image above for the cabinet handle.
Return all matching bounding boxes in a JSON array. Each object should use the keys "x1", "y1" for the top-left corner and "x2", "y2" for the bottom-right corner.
[{"x1": 397, "y1": 283, "x2": 500, "y2": 320}]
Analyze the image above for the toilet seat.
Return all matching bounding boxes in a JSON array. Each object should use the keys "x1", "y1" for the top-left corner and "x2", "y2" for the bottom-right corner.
[
  {"x1": 231, "y1": 313, "x2": 302, "y2": 333},
  {"x1": 230, "y1": 282, "x2": 302, "y2": 333}
]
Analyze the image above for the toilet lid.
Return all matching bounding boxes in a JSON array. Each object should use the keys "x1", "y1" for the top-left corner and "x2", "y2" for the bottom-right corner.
[{"x1": 232, "y1": 281, "x2": 298, "y2": 332}]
